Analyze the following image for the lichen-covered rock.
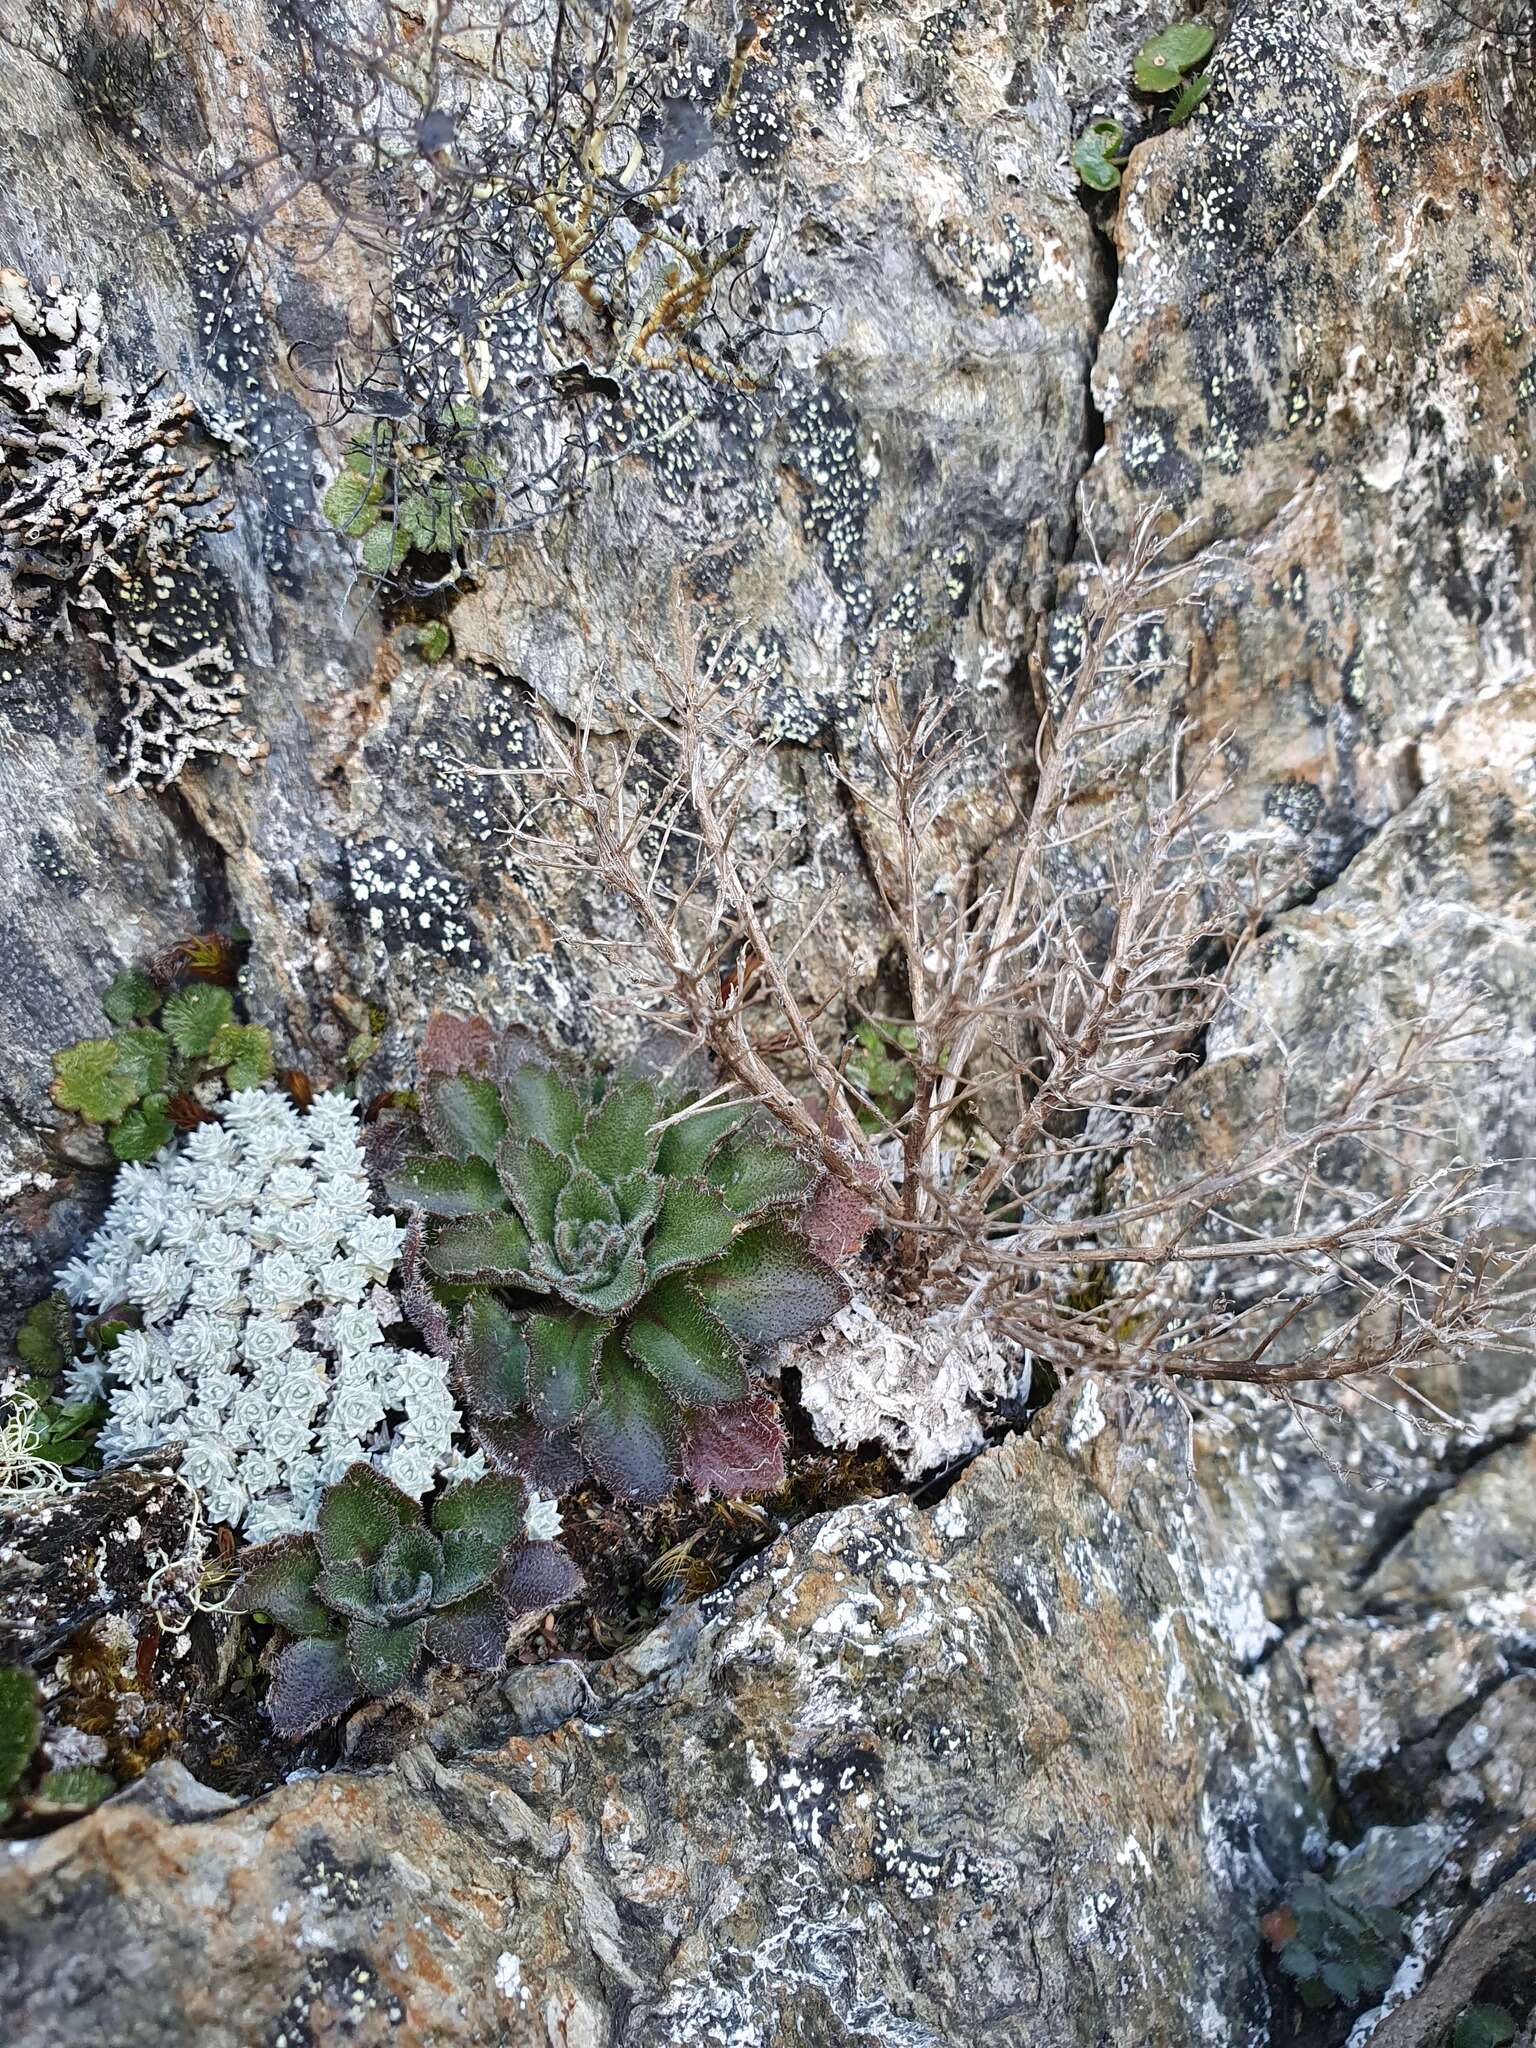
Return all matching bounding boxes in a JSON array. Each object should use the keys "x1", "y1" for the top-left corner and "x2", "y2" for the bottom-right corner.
[
  {"x1": 0, "y1": 1436, "x2": 1327, "y2": 2046},
  {"x1": 1068, "y1": 1, "x2": 1536, "y2": 884}
]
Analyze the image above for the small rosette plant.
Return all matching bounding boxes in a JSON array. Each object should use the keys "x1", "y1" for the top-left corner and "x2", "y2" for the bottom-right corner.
[
  {"x1": 231, "y1": 1462, "x2": 581, "y2": 1738},
  {"x1": 385, "y1": 1037, "x2": 848, "y2": 1503}
]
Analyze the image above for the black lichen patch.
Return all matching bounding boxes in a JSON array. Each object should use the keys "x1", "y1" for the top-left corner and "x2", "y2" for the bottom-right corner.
[
  {"x1": 344, "y1": 836, "x2": 487, "y2": 968},
  {"x1": 1116, "y1": 405, "x2": 1200, "y2": 501},
  {"x1": 188, "y1": 231, "x2": 273, "y2": 403},
  {"x1": 116, "y1": 556, "x2": 243, "y2": 677},
  {"x1": 784, "y1": 386, "x2": 877, "y2": 624},
  {"x1": 778, "y1": 0, "x2": 853, "y2": 110},
  {"x1": 247, "y1": 394, "x2": 321, "y2": 589},
  {"x1": 412, "y1": 673, "x2": 541, "y2": 856},
  {"x1": 265, "y1": 1949, "x2": 406, "y2": 2048},
  {"x1": 937, "y1": 214, "x2": 1037, "y2": 316},
  {"x1": 28, "y1": 829, "x2": 87, "y2": 898},
  {"x1": 1172, "y1": 13, "x2": 1351, "y2": 287},
  {"x1": 1263, "y1": 776, "x2": 1324, "y2": 838},
  {"x1": 0, "y1": 641, "x2": 94, "y2": 745}
]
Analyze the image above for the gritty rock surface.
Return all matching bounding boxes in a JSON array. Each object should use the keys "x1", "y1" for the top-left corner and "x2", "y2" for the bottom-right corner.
[
  {"x1": 0, "y1": 0, "x2": 1533, "y2": 2041},
  {"x1": 0, "y1": 1436, "x2": 1327, "y2": 2047}
]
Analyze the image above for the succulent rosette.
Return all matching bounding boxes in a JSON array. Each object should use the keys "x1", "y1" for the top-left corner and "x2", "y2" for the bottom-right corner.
[
  {"x1": 231, "y1": 1462, "x2": 581, "y2": 1737},
  {"x1": 385, "y1": 1040, "x2": 847, "y2": 1503}
]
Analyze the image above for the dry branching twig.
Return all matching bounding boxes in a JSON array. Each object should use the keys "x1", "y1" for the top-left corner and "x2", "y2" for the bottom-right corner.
[{"x1": 478, "y1": 508, "x2": 1525, "y2": 1407}]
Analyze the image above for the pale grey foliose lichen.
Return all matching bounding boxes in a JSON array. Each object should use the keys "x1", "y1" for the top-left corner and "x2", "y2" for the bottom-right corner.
[{"x1": 58, "y1": 1089, "x2": 478, "y2": 1540}]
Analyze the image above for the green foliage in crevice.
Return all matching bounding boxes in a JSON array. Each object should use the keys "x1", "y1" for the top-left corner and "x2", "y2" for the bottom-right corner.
[
  {"x1": 13, "y1": 1294, "x2": 103, "y2": 1468},
  {"x1": 230, "y1": 1462, "x2": 583, "y2": 1739},
  {"x1": 387, "y1": 1028, "x2": 846, "y2": 1504},
  {"x1": 1073, "y1": 19, "x2": 1215, "y2": 192},
  {"x1": 322, "y1": 405, "x2": 496, "y2": 583},
  {"x1": 50, "y1": 933, "x2": 273, "y2": 1161},
  {"x1": 845, "y1": 1019, "x2": 917, "y2": 1133},
  {"x1": 1266, "y1": 1876, "x2": 1402, "y2": 2012},
  {"x1": 1450, "y1": 2009, "x2": 1518, "y2": 2048},
  {"x1": 0, "y1": 1669, "x2": 41, "y2": 1822}
]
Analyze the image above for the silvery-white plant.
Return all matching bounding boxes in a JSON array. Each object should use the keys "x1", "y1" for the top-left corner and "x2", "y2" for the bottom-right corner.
[{"x1": 59, "y1": 1089, "x2": 483, "y2": 1541}]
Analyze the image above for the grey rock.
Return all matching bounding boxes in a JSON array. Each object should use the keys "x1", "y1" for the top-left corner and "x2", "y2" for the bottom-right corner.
[{"x1": 0, "y1": 1438, "x2": 1325, "y2": 2048}]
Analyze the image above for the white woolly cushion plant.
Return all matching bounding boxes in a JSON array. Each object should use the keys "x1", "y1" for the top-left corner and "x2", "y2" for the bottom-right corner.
[{"x1": 60, "y1": 1089, "x2": 479, "y2": 1541}]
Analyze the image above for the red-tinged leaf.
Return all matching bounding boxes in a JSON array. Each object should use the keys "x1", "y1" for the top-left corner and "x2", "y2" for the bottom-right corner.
[
  {"x1": 266, "y1": 1637, "x2": 364, "y2": 1739},
  {"x1": 424, "y1": 1587, "x2": 511, "y2": 1672},
  {"x1": 690, "y1": 1223, "x2": 848, "y2": 1344},
  {"x1": 498, "y1": 1541, "x2": 586, "y2": 1619},
  {"x1": 475, "y1": 1417, "x2": 587, "y2": 1495},
  {"x1": 420, "y1": 1010, "x2": 494, "y2": 1077},
  {"x1": 800, "y1": 1175, "x2": 875, "y2": 1266},
  {"x1": 681, "y1": 1395, "x2": 787, "y2": 1498},
  {"x1": 421, "y1": 1073, "x2": 507, "y2": 1162},
  {"x1": 578, "y1": 1353, "x2": 679, "y2": 1504}
]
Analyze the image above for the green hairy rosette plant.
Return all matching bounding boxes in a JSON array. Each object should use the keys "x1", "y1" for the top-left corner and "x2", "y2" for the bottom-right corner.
[
  {"x1": 385, "y1": 1030, "x2": 848, "y2": 1503},
  {"x1": 230, "y1": 1462, "x2": 582, "y2": 1739}
]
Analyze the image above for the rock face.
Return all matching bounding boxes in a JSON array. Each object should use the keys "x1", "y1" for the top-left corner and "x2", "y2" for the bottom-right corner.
[
  {"x1": 0, "y1": 1436, "x2": 1326, "y2": 2048},
  {"x1": 1, "y1": 0, "x2": 1534, "y2": 2041}
]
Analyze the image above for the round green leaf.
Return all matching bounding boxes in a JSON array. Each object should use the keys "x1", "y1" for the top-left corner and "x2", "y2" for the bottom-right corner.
[{"x1": 161, "y1": 985, "x2": 235, "y2": 1057}]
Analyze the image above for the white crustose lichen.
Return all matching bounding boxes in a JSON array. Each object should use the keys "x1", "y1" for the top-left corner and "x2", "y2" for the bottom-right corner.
[{"x1": 59, "y1": 1089, "x2": 478, "y2": 1541}]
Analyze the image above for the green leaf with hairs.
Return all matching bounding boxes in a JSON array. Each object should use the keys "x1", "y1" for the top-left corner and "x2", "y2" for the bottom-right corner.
[
  {"x1": 524, "y1": 1311, "x2": 606, "y2": 1428},
  {"x1": 316, "y1": 1464, "x2": 419, "y2": 1568},
  {"x1": 17, "y1": 1296, "x2": 70, "y2": 1374},
  {"x1": 690, "y1": 1223, "x2": 847, "y2": 1344},
  {"x1": 422, "y1": 1074, "x2": 508, "y2": 1163},
  {"x1": 161, "y1": 985, "x2": 234, "y2": 1057},
  {"x1": 110, "y1": 1096, "x2": 175, "y2": 1162},
  {"x1": 428, "y1": 1213, "x2": 534, "y2": 1285},
  {"x1": 345, "y1": 1617, "x2": 426, "y2": 1699},
  {"x1": 33, "y1": 1766, "x2": 114, "y2": 1813},
  {"x1": 1167, "y1": 70, "x2": 1211, "y2": 126},
  {"x1": 625, "y1": 1278, "x2": 747, "y2": 1407},
  {"x1": 209, "y1": 1023, "x2": 274, "y2": 1089},
  {"x1": 644, "y1": 1181, "x2": 740, "y2": 1279},
  {"x1": 322, "y1": 468, "x2": 382, "y2": 535},
  {"x1": 52, "y1": 1037, "x2": 150, "y2": 1123},
  {"x1": 385, "y1": 1154, "x2": 503, "y2": 1217},
  {"x1": 0, "y1": 1669, "x2": 41, "y2": 1795},
  {"x1": 101, "y1": 967, "x2": 162, "y2": 1025}
]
